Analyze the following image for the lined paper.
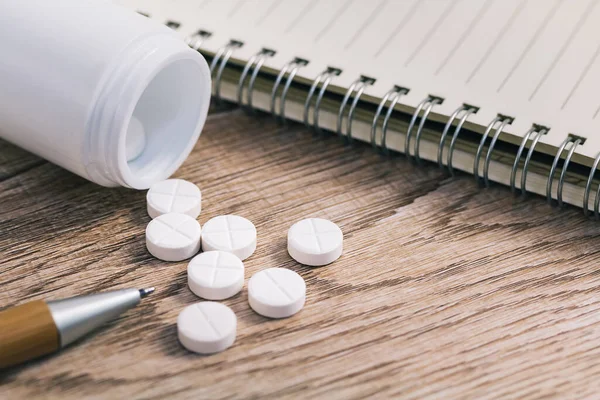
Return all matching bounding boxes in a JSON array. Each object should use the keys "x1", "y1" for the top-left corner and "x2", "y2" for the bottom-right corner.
[{"x1": 117, "y1": 0, "x2": 600, "y2": 161}]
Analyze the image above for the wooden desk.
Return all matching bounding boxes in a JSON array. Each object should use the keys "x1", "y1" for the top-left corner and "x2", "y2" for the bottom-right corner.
[{"x1": 2, "y1": 106, "x2": 600, "y2": 399}]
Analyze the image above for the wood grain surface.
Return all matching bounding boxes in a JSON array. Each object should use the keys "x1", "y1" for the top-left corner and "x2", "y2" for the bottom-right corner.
[{"x1": 2, "y1": 105, "x2": 600, "y2": 399}]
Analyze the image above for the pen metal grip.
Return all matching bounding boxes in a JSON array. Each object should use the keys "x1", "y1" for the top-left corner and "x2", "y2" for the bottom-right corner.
[{"x1": 0, "y1": 300, "x2": 59, "y2": 368}]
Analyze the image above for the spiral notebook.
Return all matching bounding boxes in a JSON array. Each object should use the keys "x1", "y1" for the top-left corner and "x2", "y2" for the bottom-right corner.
[{"x1": 117, "y1": 0, "x2": 600, "y2": 216}]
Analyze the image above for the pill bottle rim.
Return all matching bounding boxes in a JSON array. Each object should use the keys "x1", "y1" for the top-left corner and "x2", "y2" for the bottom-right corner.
[{"x1": 85, "y1": 32, "x2": 211, "y2": 189}]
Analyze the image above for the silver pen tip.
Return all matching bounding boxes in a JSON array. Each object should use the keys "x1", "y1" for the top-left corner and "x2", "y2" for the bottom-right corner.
[{"x1": 139, "y1": 287, "x2": 155, "y2": 298}]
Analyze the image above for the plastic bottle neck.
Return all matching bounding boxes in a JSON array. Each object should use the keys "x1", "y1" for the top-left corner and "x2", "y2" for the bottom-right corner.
[{"x1": 85, "y1": 33, "x2": 211, "y2": 189}]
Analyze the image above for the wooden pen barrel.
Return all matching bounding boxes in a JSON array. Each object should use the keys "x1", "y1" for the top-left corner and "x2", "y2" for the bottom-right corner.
[{"x1": 0, "y1": 300, "x2": 59, "y2": 368}]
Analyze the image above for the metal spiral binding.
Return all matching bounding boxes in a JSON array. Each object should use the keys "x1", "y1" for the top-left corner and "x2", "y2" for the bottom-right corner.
[
  {"x1": 337, "y1": 76, "x2": 375, "y2": 144},
  {"x1": 557, "y1": 139, "x2": 582, "y2": 208},
  {"x1": 473, "y1": 115, "x2": 512, "y2": 185},
  {"x1": 591, "y1": 155, "x2": 600, "y2": 219},
  {"x1": 174, "y1": 19, "x2": 600, "y2": 215},
  {"x1": 509, "y1": 126, "x2": 548, "y2": 195},
  {"x1": 270, "y1": 58, "x2": 308, "y2": 122},
  {"x1": 594, "y1": 179, "x2": 600, "y2": 219},
  {"x1": 185, "y1": 30, "x2": 212, "y2": 51},
  {"x1": 438, "y1": 105, "x2": 477, "y2": 175},
  {"x1": 370, "y1": 86, "x2": 409, "y2": 152},
  {"x1": 583, "y1": 152, "x2": 600, "y2": 218},
  {"x1": 405, "y1": 96, "x2": 443, "y2": 163},
  {"x1": 546, "y1": 135, "x2": 583, "y2": 207},
  {"x1": 237, "y1": 48, "x2": 275, "y2": 112},
  {"x1": 209, "y1": 40, "x2": 243, "y2": 102},
  {"x1": 482, "y1": 116, "x2": 514, "y2": 187},
  {"x1": 304, "y1": 67, "x2": 341, "y2": 132}
]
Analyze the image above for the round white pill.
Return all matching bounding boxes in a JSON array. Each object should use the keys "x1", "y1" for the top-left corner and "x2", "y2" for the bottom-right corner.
[
  {"x1": 287, "y1": 218, "x2": 343, "y2": 266},
  {"x1": 201, "y1": 215, "x2": 257, "y2": 260},
  {"x1": 177, "y1": 302, "x2": 237, "y2": 354},
  {"x1": 248, "y1": 268, "x2": 306, "y2": 318},
  {"x1": 126, "y1": 116, "x2": 146, "y2": 161},
  {"x1": 188, "y1": 251, "x2": 244, "y2": 300},
  {"x1": 146, "y1": 213, "x2": 201, "y2": 261},
  {"x1": 147, "y1": 179, "x2": 202, "y2": 219}
]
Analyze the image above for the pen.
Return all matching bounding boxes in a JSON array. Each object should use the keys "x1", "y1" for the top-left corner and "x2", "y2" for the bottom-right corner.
[{"x1": 0, "y1": 287, "x2": 154, "y2": 368}]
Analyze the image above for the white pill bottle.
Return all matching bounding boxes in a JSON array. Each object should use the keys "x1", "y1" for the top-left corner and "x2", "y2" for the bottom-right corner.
[{"x1": 0, "y1": 0, "x2": 211, "y2": 189}]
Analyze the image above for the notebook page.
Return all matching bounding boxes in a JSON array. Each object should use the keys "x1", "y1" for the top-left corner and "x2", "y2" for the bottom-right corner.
[{"x1": 116, "y1": 0, "x2": 600, "y2": 165}]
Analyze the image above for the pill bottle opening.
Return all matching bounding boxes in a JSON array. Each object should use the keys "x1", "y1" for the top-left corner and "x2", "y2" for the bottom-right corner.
[{"x1": 123, "y1": 58, "x2": 206, "y2": 188}]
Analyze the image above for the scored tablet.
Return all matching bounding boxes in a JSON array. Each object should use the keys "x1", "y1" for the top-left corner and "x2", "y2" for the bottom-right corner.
[
  {"x1": 147, "y1": 179, "x2": 202, "y2": 219},
  {"x1": 287, "y1": 218, "x2": 343, "y2": 266},
  {"x1": 146, "y1": 212, "x2": 201, "y2": 261},
  {"x1": 248, "y1": 268, "x2": 306, "y2": 319},
  {"x1": 177, "y1": 302, "x2": 237, "y2": 354},
  {"x1": 188, "y1": 251, "x2": 245, "y2": 300},
  {"x1": 201, "y1": 215, "x2": 257, "y2": 260}
]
